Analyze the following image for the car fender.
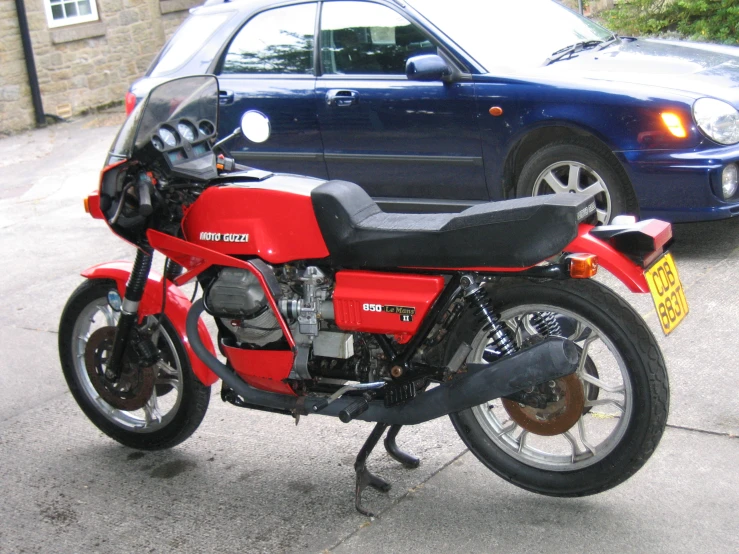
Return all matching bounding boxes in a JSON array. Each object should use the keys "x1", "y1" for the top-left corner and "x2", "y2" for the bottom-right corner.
[{"x1": 81, "y1": 261, "x2": 219, "y2": 386}]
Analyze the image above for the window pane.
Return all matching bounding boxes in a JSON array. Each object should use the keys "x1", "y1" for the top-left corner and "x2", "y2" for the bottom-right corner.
[
  {"x1": 221, "y1": 3, "x2": 316, "y2": 75},
  {"x1": 63, "y1": 2, "x2": 78, "y2": 17},
  {"x1": 51, "y1": 4, "x2": 64, "y2": 19},
  {"x1": 78, "y1": 1, "x2": 92, "y2": 16},
  {"x1": 320, "y1": 1, "x2": 435, "y2": 75}
]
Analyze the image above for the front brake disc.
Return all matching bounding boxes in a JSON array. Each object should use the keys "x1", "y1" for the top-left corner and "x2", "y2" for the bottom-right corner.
[{"x1": 84, "y1": 327, "x2": 155, "y2": 411}]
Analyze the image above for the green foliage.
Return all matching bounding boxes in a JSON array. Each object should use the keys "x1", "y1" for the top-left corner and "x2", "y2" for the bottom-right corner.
[{"x1": 599, "y1": 0, "x2": 739, "y2": 45}]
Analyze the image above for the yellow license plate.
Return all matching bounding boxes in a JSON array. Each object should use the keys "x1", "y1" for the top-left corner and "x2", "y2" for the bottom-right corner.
[{"x1": 645, "y1": 252, "x2": 689, "y2": 335}]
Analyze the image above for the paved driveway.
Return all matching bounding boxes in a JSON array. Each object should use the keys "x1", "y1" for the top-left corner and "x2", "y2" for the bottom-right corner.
[{"x1": 0, "y1": 114, "x2": 736, "y2": 553}]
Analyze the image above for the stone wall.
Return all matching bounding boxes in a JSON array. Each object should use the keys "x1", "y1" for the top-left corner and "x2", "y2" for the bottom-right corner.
[
  {"x1": 0, "y1": 2, "x2": 36, "y2": 133},
  {"x1": 0, "y1": 0, "x2": 200, "y2": 135}
]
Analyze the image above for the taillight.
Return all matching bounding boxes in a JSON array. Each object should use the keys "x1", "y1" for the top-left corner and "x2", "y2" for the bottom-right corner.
[{"x1": 125, "y1": 92, "x2": 137, "y2": 115}]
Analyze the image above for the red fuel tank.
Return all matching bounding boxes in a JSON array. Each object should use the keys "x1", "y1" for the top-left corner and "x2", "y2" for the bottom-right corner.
[
  {"x1": 333, "y1": 271, "x2": 445, "y2": 342},
  {"x1": 181, "y1": 174, "x2": 330, "y2": 264}
]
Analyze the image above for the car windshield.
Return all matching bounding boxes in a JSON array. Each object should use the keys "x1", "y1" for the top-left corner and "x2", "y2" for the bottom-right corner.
[{"x1": 408, "y1": 0, "x2": 613, "y2": 71}]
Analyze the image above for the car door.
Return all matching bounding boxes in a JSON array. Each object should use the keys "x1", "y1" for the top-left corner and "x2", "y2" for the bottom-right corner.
[
  {"x1": 216, "y1": 2, "x2": 327, "y2": 178},
  {"x1": 316, "y1": 0, "x2": 487, "y2": 210}
]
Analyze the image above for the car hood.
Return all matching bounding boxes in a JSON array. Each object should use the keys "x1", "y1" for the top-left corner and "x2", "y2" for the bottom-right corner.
[{"x1": 542, "y1": 38, "x2": 739, "y2": 105}]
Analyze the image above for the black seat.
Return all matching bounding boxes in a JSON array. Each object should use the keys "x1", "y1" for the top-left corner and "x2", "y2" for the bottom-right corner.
[{"x1": 311, "y1": 180, "x2": 597, "y2": 269}]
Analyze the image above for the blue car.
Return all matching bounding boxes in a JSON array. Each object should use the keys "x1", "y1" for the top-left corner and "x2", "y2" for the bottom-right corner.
[{"x1": 128, "y1": 0, "x2": 739, "y2": 223}]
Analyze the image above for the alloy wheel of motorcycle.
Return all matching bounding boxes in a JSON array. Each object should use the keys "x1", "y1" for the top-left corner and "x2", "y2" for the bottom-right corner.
[
  {"x1": 448, "y1": 278, "x2": 669, "y2": 496},
  {"x1": 473, "y1": 303, "x2": 631, "y2": 469},
  {"x1": 59, "y1": 279, "x2": 210, "y2": 450}
]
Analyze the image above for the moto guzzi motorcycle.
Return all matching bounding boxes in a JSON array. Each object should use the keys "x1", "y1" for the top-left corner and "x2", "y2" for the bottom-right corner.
[{"x1": 59, "y1": 76, "x2": 682, "y2": 516}]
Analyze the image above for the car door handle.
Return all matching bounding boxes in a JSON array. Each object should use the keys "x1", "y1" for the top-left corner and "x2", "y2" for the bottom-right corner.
[
  {"x1": 219, "y1": 90, "x2": 235, "y2": 105},
  {"x1": 326, "y1": 89, "x2": 359, "y2": 107}
]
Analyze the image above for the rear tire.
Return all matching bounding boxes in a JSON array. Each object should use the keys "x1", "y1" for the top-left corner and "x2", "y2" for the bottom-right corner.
[
  {"x1": 59, "y1": 279, "x2": 210, "y2": 450},
  {"x1": 448, "y1": 278, "x2": 669, "y2": 496}
]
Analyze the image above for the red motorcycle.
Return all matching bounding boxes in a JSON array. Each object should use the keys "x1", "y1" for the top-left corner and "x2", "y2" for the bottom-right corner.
[{"x1": 60, "y1": 76, "x2": 683, "y2": 516}]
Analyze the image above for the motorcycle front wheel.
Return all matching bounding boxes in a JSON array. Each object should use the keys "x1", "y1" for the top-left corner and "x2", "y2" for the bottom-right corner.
[
  {"x1": 59, "y1": 279, "x2": 210, "y2": 450},
  {"x1": 448, "y1": 278, "x2": 669, "y2": 496}
]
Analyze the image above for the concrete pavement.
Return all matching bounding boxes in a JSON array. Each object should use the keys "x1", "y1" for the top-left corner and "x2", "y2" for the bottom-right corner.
[{"x1": 0, "y1": 113, "x2": 736, "y2": 553}]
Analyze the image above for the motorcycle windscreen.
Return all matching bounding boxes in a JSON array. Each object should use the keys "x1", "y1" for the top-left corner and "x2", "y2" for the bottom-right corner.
[
  {"x1": 107, "y1": 76, "x2": 220, "y2": 161},
  {"x1": 133, "y1": 76, "x2": 219, "y2": 152}
]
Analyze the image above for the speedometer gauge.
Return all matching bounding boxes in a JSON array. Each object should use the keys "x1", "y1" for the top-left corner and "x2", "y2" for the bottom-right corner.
[
  {"x1": 177, "y1": 121, "x2": 196, "y2": 142},
  {"x1": 158, "y1": 127, "x2": 178, "y2": 147}
]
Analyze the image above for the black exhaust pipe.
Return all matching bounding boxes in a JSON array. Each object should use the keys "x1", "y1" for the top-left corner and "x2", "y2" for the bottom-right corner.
[{"x1": 186, "y1": 300, "x2": 578, "y2": 425}]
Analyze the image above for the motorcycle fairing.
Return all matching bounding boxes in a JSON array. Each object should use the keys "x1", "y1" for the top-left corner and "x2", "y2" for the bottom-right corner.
[
  {"x1": 80, "y1": 261, "x2": 219, "y2": 386},
  {"x1": 311, "y1": 180, "x2": 597, "y2": 269}
]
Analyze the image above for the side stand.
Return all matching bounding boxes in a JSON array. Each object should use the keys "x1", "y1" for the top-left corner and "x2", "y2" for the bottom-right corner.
[{"x1": 354, "y1": 423, "x2": 420, "y2": 517}]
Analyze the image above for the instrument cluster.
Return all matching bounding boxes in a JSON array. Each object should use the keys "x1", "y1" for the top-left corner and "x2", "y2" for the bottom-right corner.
[{"x1": 150, "y1": 118, "x2": 216, "y2": 167}]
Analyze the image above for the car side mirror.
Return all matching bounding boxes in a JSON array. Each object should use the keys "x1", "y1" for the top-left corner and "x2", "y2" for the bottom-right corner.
[
  {"x1": 406, "y1": 54, "x2": 451, "y2": 82},
  {"x1": 240, "y1": 110, "x2": 271, "y2": 143}
]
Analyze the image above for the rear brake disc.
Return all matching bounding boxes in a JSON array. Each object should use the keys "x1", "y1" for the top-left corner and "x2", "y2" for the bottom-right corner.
[{"x1": 502, "y1": 373, "x2": 585, "y2": 436}]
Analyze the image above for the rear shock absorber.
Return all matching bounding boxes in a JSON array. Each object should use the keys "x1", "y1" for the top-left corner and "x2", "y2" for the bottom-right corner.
[
  {"x1": 530, "y1": 312, "x2": 562, "y2": 337},
  {"x1": 460, "y1": 275, "x2": 517, "y2": 358}
]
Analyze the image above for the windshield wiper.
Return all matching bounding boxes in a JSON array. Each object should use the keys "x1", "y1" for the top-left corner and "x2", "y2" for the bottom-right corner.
[
  {"x1": 596, "y1": 34, "x2": 622, "y2": 50},
  {"x1": 545, "y1": 40, "x2": 604, "y2": 66}
]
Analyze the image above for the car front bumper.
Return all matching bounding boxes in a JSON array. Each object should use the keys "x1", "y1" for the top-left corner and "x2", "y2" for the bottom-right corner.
[{"x1": 619, "y1": 143, "x2": 739, "y2": 222}]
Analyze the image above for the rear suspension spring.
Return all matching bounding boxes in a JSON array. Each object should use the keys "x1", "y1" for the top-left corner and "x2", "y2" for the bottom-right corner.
[
  {"x1": 465, "y1": 286, "x2": 517, "y2": 357},
  {"x1": 531, "y1": 312, "x2": 562, "y2": 337}
]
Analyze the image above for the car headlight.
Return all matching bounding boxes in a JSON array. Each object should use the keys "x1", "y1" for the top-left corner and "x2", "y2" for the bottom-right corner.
[{"x1": 693, "y1": 98, "x2": 739, "y2": 145}]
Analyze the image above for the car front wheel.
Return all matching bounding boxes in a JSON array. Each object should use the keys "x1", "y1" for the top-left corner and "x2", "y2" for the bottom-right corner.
[{"x1": 516, "y1": 139, "x2": 638, "y2": 224}]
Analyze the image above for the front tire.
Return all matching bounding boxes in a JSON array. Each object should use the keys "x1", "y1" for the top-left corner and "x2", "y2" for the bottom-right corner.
[
  {"x1": 59, "y1": 279, "x2": 210, "y2": 450},
  {"x1": 448, "y1": 278, "x2": 669, "y2": 496}
]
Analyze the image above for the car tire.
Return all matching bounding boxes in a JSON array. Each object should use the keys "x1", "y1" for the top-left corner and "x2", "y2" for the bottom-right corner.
[{"x1": 516, "y1": 139, "x2": 638, "y2": 224}]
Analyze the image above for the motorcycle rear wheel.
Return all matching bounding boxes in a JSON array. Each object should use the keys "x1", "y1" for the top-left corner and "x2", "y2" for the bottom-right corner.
[
  {"x1": 59, "y1": 279, "x2": 210, "y2": 450},
  {"x1": 448, "y1": 278, "x2": 669, "y2": 496}
]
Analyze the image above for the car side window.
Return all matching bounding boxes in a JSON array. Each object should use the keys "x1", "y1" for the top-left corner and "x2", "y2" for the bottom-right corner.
[
  {"x1": 221, "y1": 3, "x2": 317, "y2": 75},
  {"x1": 320, "y1": 1, "x2": 436, "y2": 75}
]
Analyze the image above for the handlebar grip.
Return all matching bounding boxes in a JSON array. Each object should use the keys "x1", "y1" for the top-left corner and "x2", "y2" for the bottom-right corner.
[
  {"x1": 136, "y1": 174, "x2": 153, "y2": 217},
  {"x1": 339, "y1": 398, "x2": 369, "y2": 423}
]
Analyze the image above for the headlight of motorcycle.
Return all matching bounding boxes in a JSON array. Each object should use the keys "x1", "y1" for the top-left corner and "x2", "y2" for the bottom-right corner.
[{"x1": 693, "y1": 98, "x2": 739, "y2": 145}]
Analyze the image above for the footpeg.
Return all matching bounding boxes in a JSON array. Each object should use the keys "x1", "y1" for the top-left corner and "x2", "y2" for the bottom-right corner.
[{"x1": 339, "y1": 397, "x2": 369, "y2": 423}]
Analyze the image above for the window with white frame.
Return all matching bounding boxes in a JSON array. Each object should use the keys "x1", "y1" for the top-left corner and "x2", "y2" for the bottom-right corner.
[{"x1": 43, "y1": 0, "x2": 99, "y2": 28}]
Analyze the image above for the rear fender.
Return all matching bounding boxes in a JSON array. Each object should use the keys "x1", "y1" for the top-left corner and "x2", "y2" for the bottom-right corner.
[
  {"x1": 81, "y1": 261, "x2": 219, "y2": 386},
  {"x1": 566, "y1": 224, "x2": 651, "y2": 293}
]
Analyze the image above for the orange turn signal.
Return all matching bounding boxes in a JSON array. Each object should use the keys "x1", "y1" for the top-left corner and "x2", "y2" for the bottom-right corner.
[
  {"x1": 83, "y1": 196, "x2": 90, "y2": 214},
  {"x1": 568, "y1": 254, "x2": 598, "y2": 278},
  {"x1": 661, "y1": 112, "x2": 687, "y2": 138}
]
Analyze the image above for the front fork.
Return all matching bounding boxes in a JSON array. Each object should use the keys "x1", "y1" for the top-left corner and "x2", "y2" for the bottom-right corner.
[{"x1": 105, "y1": 248, "x2": 153, "y2": 380}]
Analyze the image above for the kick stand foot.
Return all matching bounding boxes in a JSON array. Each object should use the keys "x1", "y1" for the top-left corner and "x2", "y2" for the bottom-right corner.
[
  {"x1": 354, "y1": 422, "x2": 391, "y2": 517},
  {"x1": 384, "y1": 424, "x2": 420, "y2": 469}
]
